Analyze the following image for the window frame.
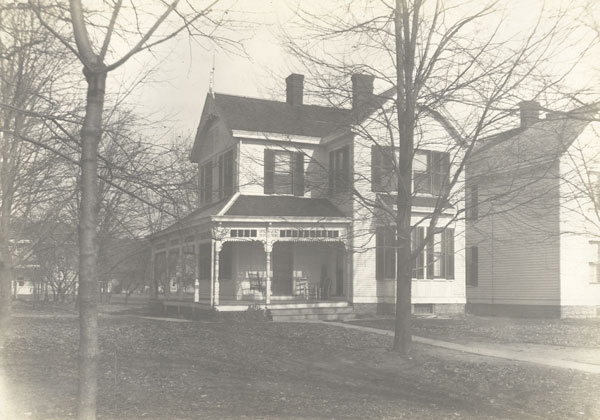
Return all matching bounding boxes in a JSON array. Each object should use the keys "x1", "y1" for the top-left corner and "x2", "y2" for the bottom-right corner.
[
  {"x1": 264, "y1": 149, "x2": 304, "y2": 196},
  {"x1": 330, "y1": 145, "x2": 351, "y2": 194},
  {"x1": 200, "y1": 161, "x2": 213, "y2": 206},
  {"x1": 414, "y1": 150, "x2": 450, "y2": 197},
  {"x1": 466, "y1": 246, "x2": 479, "y2": 287}
]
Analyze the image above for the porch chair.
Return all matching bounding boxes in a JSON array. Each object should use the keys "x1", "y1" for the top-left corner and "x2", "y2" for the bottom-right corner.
[
  {"x1": 293, "y1": 278, "x2": 309, "y2": 299},
  {"x1": 249, "y1": 272, "x2": 265, "y2": 297}
]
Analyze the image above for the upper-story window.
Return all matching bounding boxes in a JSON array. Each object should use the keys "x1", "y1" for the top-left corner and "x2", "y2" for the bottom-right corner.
[
  {"x1": 329, "y1": 146, "x2": 351, "y2": 194},
  {"x1": 371, "y1": 146, "x2": 396, "y2": 192},
  {"x1": 264, "y1": 150, "x2": 304, "y2": 195},
  {"x1": 218, "y1": 149, "x2": 234, "y2": 200},
  {"x1": 414, "y1": 150, "x2": 450, "y2": 196},
  {"x1": 371, "y1": 147, "x2": 449, "y2": 196},
  {"x1": 200, "y1": 161, "x2": 213, "y2": 206}
]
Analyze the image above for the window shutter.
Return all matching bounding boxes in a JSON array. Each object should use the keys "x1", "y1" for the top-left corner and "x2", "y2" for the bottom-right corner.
[
  {"x1": 371, "y1": 145, "x2": 382, "y2": 192},
  {"x1": 342, "y1": 146, "x2": 350, "y2": 192},
  {"x1": 218, "y1": 154, "x2": 224, "y2": 199},
  {"x1": 264, "y1": 149, "x2": 274, "y2": 194},
  {"x1": 467, "y1": 246, "x2": 478, "y2": 286},
  {"x1": 293, "y1": 152, "x2": 304, "y2": 196},
  {"x1": 447, "y1": 228, "x2": 455, "y2": 279},
  {"x1": 417, "y1": 227, "x2": 425, "y2": 279},
  {"x1": 376, "y1": 228, "x2": 384, "y2": 280},
  {"x1": 329, "y1": 151, "x2": 335, "y2": 195},
  {"x1": 199, "y1": 168, "x2": 205, "y2": 207},
  {"x1": 426, "y1": 228, "x2": 434, "y2": 279}
]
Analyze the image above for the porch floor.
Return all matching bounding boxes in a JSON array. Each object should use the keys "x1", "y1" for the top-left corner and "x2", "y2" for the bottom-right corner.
[{"x1": 158, "y1": 295, "x2": 349, "y2": 312}]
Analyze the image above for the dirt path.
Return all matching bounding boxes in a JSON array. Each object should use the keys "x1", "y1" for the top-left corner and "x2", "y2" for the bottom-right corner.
[{"x1": 324, "y1": 321, "x2": 600, "y2": 374}]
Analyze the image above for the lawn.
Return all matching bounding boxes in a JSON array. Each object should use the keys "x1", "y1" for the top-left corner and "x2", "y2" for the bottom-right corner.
[
  {"x1": 349, "y1": 314, "x2": 600, "y2": 348},
  {"x1": 1, "y1": 309, "x2": 600, "y2": 420}
]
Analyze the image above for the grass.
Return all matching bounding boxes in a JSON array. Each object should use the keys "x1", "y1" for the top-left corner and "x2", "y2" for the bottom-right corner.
[
  {"x1": 349, "y1": 314, "x2": 600, "y2": 348},
  {"x1": 1, "y1": 306, "x2": 600, "y2": 419}
]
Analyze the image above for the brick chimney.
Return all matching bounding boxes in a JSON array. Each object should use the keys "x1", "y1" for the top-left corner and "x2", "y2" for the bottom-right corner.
[
  {"x1": 518, "y1": 100, "x2": 541, "y2": 128},
  {"x1": 351, "y1": 73, "x2": 375, "y2": 109},
  {"x1": 286, "y1": 74, "x2": 304, "y2": 106}
]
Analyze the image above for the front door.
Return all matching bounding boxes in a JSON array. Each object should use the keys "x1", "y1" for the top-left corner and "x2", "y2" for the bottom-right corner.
[{"x1": 272, "y1": 243, "x2": 293, "y2": 295}]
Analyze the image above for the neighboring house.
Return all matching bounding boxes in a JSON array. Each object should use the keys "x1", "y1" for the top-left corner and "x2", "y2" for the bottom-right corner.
[
  {"x1": 466, "y1": 101, "x2": 600, "y2": 318},
  {"x1": 149, "y1": 73, "x2": 466, "y2": 317},
  {"x1": 10, "y1": 239, "x2": 41, "y2": 298}
]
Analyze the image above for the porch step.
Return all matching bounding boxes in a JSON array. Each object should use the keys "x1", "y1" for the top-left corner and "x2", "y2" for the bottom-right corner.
[{"x1": 269, "y1": 304, "x2": 355, "y2": 321}]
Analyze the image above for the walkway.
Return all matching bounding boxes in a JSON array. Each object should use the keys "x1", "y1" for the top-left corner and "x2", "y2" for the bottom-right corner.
[{"x1": 323, "y1": 321, "x2": 600, "y2": 374}]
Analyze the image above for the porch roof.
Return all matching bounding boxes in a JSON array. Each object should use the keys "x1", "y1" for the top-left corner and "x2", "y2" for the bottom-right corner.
[
  {"x1": 224, "y1": 195, "x2": 346, "y2": 218},
  {"x1": 149, "y1": 195, "x2": 347, "y2": 241}
]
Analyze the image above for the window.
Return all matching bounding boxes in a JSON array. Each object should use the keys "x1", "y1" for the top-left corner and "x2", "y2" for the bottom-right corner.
[
  {"x1": 264, "y1": 150, "x2": 304, "y2": 195},
  {"x1": 330, "y1": 146, "x2": 351, "y2": 194},
  {"x1": 466, "y1": 185, "x2": 479, "y2": 220},
  {"x1": 414, "y1": 150, "x2": 450, "y2": 196},
  {"x1": 377, "y1": 226, "x2": 455, "y2": 281},
  {"x1": 371, "y1": 145, "x2": 396, "y2": 192},
  {"x1": 590, "y1": 242, "x2": 600, "y2": 284},
  {"x1": 200, "y1": 161, "x2": 213, "y2": 206},
  {"x1": 426, "y1": 228, "x2": 454, "y2": 279},
  {"x1": 376, "y1": 227, "x2": 396, "y2": 280},
  {"x1": 466, "y1": 246, "x2": 478, "y2": 286},
  {"x1": 411, "y1": 227, "x2": 425, "y2": 279},
  {"x1": 218, "y1": 149, "x2": 235, "y2": 200}
]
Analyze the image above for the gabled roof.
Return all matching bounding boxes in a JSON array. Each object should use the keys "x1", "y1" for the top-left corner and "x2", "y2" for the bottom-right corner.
[
  {"x1": 213, "y1": 93, "x2": 352, "y2": 138},
  {"x1": 471, "y1": 111, "x2": 593, "y2": 177},
  {"x1": 224, "y1": 195, "x2": 346, "y2": 218}
]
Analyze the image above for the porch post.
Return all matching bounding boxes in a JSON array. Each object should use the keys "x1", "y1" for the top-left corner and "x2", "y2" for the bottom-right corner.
[
  {"x1": 345, "y1": 244, "x2": 352, "y2": 301},
  {"x1": 265, "y1": 243, "x2": 272, "y2": 305},
  {"x1": 209, "y1": 239, "x2": 215, "y2": 307},
  {"x1": 213, "y1": 241, "x2": 221, "y2": 306}
]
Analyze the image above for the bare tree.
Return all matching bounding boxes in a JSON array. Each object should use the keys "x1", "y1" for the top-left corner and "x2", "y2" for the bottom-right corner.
[
  {"x1": 0, "y1": 3, "x2": 77, "y2": 342},
  {"x1": 286, "y1": 0, "x2": 594, "y2": 353},
  {"x1": 27, "y1": 1, "x2": 239, "y2": 418}
]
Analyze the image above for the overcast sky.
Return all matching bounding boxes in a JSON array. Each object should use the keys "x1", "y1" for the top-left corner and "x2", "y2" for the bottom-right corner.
[{"x1": 113, "y1": 0, "x2": 599, "y2": 141}]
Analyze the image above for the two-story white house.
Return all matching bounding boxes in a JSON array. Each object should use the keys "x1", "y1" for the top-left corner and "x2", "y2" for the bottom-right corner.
[
  {"x1": 466, "y1": 101, "x2": 600, "y2": 318},
  {"x1": 149, "y1": 73, "x2": 466, "y2": 319}
]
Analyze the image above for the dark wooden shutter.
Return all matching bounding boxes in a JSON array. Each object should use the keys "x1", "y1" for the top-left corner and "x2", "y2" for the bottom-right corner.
[
  {"x1": 264, "y1": 149, "x2": 274, "y2": 194},
  {"x1": 446, "y1": 228, "x2": 454, "y2": 279},
  {"x1": 199, "y1": 167, "x2": 205, "y2": 206},
  {"x1": 466, "y1": 246, "x2": 478, "y2": 286},
  {"x1": 426, "y1": 228, "x2": 433, "y2": 279},
  {"x1": 218, "y1": 154, "x2": 224, "y2": 199},
  {"x1": 375, "y1": 228, "x2": 384, "y2": 280},
  {"x1": 371, "y1": 145, "x2": 382, "y2": 192},
  {"x1": 224, "y1": 150, "x2": 234, "y2": 198},
  {"x1": 329, "y1": 151, "x2": 335, "y2": 195},
  {"x1": 204, "y1": 161, "x2": 213, "y2": 204},
  {"x1": 293, "y1": 152, "x2": 304, "y2": 196},
  {"x1": 342, "y1": 146, "x2": 350, "y2": 192}
]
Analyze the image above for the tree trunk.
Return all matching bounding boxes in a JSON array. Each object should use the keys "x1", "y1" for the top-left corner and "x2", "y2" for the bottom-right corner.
[
  {"x1": 392, "y1": 0, "x2": 417, "y2": 354},
  {"x1": 77, "y1": 68, "x2": 106, "y2": 420},
  {"x1": 0, "y1": 215, "x2": 13, "y2": 345}
]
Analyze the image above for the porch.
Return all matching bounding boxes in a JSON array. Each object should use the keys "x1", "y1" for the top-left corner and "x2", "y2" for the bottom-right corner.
[{"x1": 149, "y1": 195, "x2": 352, "y2": 315}]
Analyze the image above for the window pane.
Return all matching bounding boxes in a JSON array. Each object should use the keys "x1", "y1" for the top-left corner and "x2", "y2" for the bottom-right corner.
[
  {"x1": 414, "y1": 152, "x2": 428, "y2": 171},
  {"x1": 274, "y1": 153, "x2": 291, "y2": 172}
]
